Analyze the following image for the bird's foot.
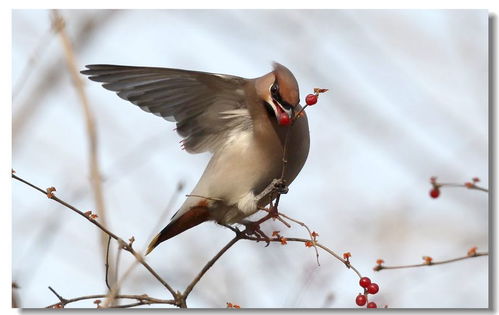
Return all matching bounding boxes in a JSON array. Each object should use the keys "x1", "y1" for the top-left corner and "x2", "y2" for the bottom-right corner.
[
  {"x1": 240, "y1": 206, "x2": 282, "y2": 246},
  {"x1": 242, "y1": 221, "x2": 271, "y2": 246}
]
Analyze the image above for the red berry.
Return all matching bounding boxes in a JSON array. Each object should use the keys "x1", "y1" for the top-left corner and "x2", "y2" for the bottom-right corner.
[
  {"x1": 305, "y1": 94, "x2": 318, "y2": 105},
  {"x1": 278, "y1": 112, "x2": 291, "y2": 126},
  {"x1": 367, "y1": 302, "x2": 377, "y2": 308},
  {"x1": 355, "y1": 294, "x2": 367, "y2": 306},
  {"x1": 359, "y1": 277, "x2": 371, "y2": 288},
  {"x1": 367, "y1": 283, "x2": 379, "y2": 294},
  {"x1": 429, "y1": 188, "x2": 440, "y2": 199}
]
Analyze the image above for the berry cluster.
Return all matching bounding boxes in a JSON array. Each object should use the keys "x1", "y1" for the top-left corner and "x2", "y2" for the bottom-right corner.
[{"x1": 355, "y1": 277, "x2": 380, "y2": 308}]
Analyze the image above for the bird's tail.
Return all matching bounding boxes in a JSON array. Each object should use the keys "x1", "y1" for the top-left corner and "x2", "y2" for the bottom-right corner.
[{"x1": 145, "y1": 206, "x2": 210, "y2": 255}]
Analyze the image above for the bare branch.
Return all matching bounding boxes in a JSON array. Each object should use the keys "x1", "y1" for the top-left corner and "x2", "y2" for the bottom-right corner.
[
  {"x1": 45, "y1": 289, "x2": 175, "y2": 309},
  {"x1": 240, "y1": 234, "x2": 363, "y2": 278},
  {"x1": 104, "y1": 235, "x2": 112, "y2": 290},
  {"x1": 430, "y1": 176, "x2": 489, "y2": 195},
  {"x1": 278, "y1": 212, "x2": 321, "y2": 266},
  {"x1": 437, "y1": 182, "x2": 488, "y2": 193},
  {"x1": 14, "y1": 169, "x2": 368, "y2": 307},
  {"x1": 373, "y1": 252, "x2": 488, "y2": 272},
  {"x1": 48, "y1": 286, "x2": 67, "y2": 305}
]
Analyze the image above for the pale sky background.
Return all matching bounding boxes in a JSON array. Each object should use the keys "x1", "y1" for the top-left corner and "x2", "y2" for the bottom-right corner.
[{"x1": 11, "y1": 9, "x2": 489, "y2": 308}]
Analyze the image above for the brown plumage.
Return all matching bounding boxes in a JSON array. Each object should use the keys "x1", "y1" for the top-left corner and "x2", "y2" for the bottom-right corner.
[{"x1": 81, "y1": 62, "x2": 310, "y2": 254}]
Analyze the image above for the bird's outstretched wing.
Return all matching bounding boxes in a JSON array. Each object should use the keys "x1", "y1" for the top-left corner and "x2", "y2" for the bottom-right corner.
[{"x1": 81, "y1": 64, "x2": 252, "y2": 153}]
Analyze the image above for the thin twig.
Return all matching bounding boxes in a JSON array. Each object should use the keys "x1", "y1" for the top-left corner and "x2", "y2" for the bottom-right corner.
[
  {"x1": 438, "y1": 182, "x2": 489, "y2": 192},
  {"x1": 274, "y1": 213, "x2": 292, "y2": 228},
  {"x1": 373, "y1": 252, "x2": 488, "y2": 271},
  {"x1": 104, "y1": 235, "x2": 112, "y2": 290},
  {"x1": 293, "y1": 104, "x2": 309, "y2": 121},
  {"x1": 103, "y1": 259, "x2": 140, "y2": 308},
  {"x1": 238, "y1": 234, "x2": 362, "y2": 278},
  {"x1": 278, "y1": 212, "x2": 321, "y2": 266},
  {"x1": 12, "y1": 282, "x2": 20, "y2": 308},
  {"x1": 272, "y1": 126, "x2": 293, "y2": 209},
  {"x1": 113, "y1": 242, "x2": 123, "y2": 292},
  {"x1": 469, "y1": 185, "x2": 488, "y2": 192},
  {"x1": 45, "y1": 290, "x2": 175, "y2": 308},
  {"x1": 48, "y1": 286, "x2": 67, "y2": 304},
  {"x1": 279, "y1": 126, "x2": 292, "y2": 181},
  {"x1": 185, "y1": 194, "x2": 223, "y2": 201}
]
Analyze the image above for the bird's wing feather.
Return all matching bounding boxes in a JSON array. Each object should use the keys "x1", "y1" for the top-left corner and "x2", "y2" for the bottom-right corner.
[{"x1": 81, "y1": 64, "x2": 251, "y2": 153}]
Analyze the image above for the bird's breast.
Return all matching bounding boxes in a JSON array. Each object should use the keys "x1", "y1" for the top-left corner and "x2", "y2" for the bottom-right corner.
[{"x1": 191, "y1": 127, "x2": 278, "y2": 204}]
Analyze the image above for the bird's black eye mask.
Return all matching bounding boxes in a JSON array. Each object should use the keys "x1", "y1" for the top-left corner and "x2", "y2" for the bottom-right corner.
[{"x1": 270, "y1": 81, "x2": 293, "y2": 111}]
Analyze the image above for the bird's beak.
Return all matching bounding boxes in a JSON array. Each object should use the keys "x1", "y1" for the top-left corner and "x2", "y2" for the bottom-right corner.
[{"x1": 266, "y1": 96, "x2": 293, "y2": 126}]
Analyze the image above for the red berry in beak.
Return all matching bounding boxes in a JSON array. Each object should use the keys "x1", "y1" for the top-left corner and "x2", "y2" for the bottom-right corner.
[
  {"x1": 305, "y1": 94, "x2": 318, "y2": 105},
  {"x1": 278, "y1": 112, "x2": 291, "y2": 126}
]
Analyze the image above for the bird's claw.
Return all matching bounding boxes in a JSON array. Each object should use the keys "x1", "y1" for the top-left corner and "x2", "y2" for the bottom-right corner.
[{"x1": 243, "y1": 222, "x2": 271, "y2": 246}]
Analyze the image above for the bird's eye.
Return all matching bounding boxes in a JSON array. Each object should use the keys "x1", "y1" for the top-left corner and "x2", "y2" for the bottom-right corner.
[{"x1": 271, "y1": 82, "x2": 279, "y2": 94}]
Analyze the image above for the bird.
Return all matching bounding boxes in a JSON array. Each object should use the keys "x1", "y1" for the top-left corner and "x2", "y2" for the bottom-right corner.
[{"x1": 80, "y1": 62, "x2": 310, "y2": 254}]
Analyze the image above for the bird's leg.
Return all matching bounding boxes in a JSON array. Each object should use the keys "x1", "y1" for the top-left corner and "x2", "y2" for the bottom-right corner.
[
  {"x1": 260, "y1": 204, "x2": 279, "y2": 219},
  {"x1": 230, "y1": 178, "x2": 289, "y2": 245},
  {"x1": 239, "y1": 204, "x2": 284, "y2": 246},
  {"x1": 238, "y1": 218, "x2": 272, "y2": 246},
  {"x1": 220, "y1": 221, "x2": 270, "y2": 245}
]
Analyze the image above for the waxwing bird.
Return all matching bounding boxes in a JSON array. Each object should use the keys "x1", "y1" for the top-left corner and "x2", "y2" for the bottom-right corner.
[{"x1": 81, "y1": 62, "x2": 310, "y2": 254}]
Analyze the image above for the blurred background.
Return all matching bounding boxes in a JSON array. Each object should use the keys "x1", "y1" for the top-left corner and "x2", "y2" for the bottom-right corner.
[{"x1": 11, "y1": 9, "x2": 488, "y2": 308}]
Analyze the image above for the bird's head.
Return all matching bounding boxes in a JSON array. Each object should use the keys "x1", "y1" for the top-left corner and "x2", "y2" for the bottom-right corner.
[{"x1": 255, "y1": 62, "x2": 300, "y2": 126}]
